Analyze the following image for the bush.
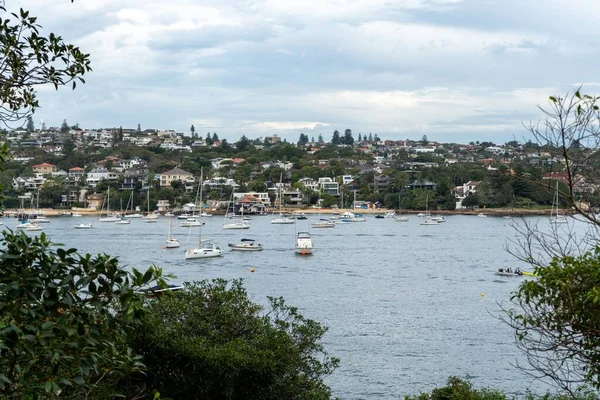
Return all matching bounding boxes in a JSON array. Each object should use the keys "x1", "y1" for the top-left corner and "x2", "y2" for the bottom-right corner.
[{"x1": 122, "y1": 279, "x2": 339, "y2": 399}]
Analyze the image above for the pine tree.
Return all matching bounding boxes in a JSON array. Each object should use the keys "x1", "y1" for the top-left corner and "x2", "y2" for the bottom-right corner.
[
  {"x1": 137, "y1": 123, "x2": 141, "y2": 134},
  {"x1": 373, "y1": 133, "x2": 379, "y2": 143},
  {"x1": 368, "y1": 132, "x2": 373, "y2": 142},
  {"x1": 206, "y1": 132, "x2": 213, "y2": 146},
  {"x1": 60, "y1": 119, "x2": 69, "y2": 133},
  {"x1": 318, "y1": 133, "x2": 324, "y2": 144},
  {"x1": 331, "y1": 130, "x2": 340, "y2": 146},
  {"x1": 26, "y1": 116, "x2": 34, "y2": 133},
  {"x1": 212, "y1": 133, "x2": 220, "y2": 143},
  {"x1": 118, "y1": 126, "x2": 124, "y2": 142},
  {"x1": 343, "y1": 129, "x2": 354, "y2": 146},
  {"x1": 190, "y1": 125, "x2": 195, "y2": 138},
  {"x1": 358, "y1": 133, "x2": 362, "y2": 142}
]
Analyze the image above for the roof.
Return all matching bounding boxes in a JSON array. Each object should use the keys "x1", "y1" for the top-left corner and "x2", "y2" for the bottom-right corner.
[
  {"x1": 69, "y1": 167, "x2": 84, "y2": 171},
  {"x1": 33, "y1": 163, "x2": 56, "y2": 168},
  {"x1": 161, "y1": 167, "x2": 193, "y2": 176}
]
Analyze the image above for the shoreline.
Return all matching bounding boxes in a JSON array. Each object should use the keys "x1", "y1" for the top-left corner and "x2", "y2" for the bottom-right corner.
[{"x1": 2, "y1": 207, "x2": 576, "y2": 217}]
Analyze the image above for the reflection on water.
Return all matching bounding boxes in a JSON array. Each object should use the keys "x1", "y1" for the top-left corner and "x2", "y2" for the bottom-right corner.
[{"x1": 6, "y1": 214, "x2": 585, "y2": 399}]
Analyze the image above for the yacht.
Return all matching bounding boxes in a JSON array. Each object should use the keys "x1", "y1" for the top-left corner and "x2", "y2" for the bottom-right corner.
[{"x1": 295, "y1": 231, "x2": 314, "y2": 255}]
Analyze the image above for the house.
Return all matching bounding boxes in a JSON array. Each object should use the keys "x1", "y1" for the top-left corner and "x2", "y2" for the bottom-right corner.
[
  {"x1": 160, "y1": 167, "x2": 194, "y2": 188},
  {"x1": 122, "y1": 167, "x2": 149, "y2": 190},
  {"x1": 234, "y1": 194, "x2": 269, "y2": 214},
  {"x1": 33, "y1": 162, "x2": 57, "y2": 174},
  {"x1": 407, "y1": 180, "x2": 437, "y2": 190},
  {"x1": 374, "y1": 175, "x2": 391, "y2": 192},
  {"x1": 86, "y1": 168, "x2": 109, "y2": 187},
  {"x1": 157, "y1": 200, "x2": 170, "y2": 213},
  {"x1": 233, "y1": 192, "x2": 271, "y2": 206},
  {"x1": 86, "y1": 193, "x2": 104, "y2": 210},
  {"x1": 318, "y1": 177, "x2": 340, "y2": 196},
  {"x1": 68, "y1": 167, "x2": 85, "y2": 181},
  {"x1": 454, "y1": 181, "x2": 481, "y2": 209}
]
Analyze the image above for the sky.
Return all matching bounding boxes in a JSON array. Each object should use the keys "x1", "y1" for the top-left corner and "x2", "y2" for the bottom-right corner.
[{"x1": 17, "y1": 0, "x2": 600, "y2": 143}]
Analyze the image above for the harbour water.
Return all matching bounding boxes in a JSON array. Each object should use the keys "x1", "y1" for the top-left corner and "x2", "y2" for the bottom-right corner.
[{"x1": 5, "y1": 214, "x2": 579, "y2": 398}]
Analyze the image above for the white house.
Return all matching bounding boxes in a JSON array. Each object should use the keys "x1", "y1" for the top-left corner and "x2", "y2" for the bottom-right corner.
[
  {"x1": 454, "y1": 181, "x2": 481, "y2": 209},
  {"x1": 86, "y1": 168, "x2": 109, "y2": 187}
]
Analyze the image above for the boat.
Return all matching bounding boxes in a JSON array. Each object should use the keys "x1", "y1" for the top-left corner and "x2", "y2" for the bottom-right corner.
[
  {"x1": 271, "y1": 173, "x2": 295, "y2": 224},
  {"x1": 165, "y1": 217, "x2": 180, "y2": 248},
  {"x1": 124, "y1": 192, "x2": 143, "y2": 218},
  {"x1": 143, "y1": 190, "x2": 159, "y2": 223},
  {"x1": 550, "y1": 181, "x2": 568, "y2": 224},
  {"x1": 341, "y1": 211, "x2": 366, "y2": 222},
  {"x1": 164, "y1": 212, "x2": 175, "y2": 217},
  {"x1": 417, "y1": 193, "x2": 432, "y2": 218},
  {"x1": 32, "y1": 215, "x2": 50, "y2": 223},
  {"x1": 177, "y1": 213, "x2": 191, "y2": 220},
  {"x1": 200, "y1": 211, "x2": 213, "y2": 218},
  {"x1": 312, "y1": 218, "x2": 335, "y2": 228},
  {"x1": 139, "y1": 284, "x2": 184, "y2": 298},
  {"x1": 26, "y1": 223, "x2": 43, "y2": 231},
  {"x1": 74, "y1": 223, "x2": 93, "y2": 229},
  {"x1": 72, "y1": 213, "x2": 82, "y2": 217},
  {"x1": 374, "y1": 214, "x2": 385, "y2": 219},
  {"x1": 185, "y1": 168, "x2": 222, "y2": 260},
  {"x1": 228, "y1": 238, "x2": 264, "y2": 251},
  {"x1": 15, "y1": 220, "x2": 31, "y2": 229},
  {"x1": 223, "y1": 193, "x2": 250, "y2": 229},
  {"x1": 292, "y1": 212, "x2": 307, "y2": 220},
  {"x1": 477, "y1": 212, "x2": 487, "y2": 218},
  {"x1": 99, "y1": 187, "x2": 121, "y2": 222},
  {"x1": 30, "y1": 191, "x2": 50, "y2": 223},
  {"x1": 384, "y1": 210, "x2": 396, "y2": 218},
  {"x1": 115, "y1": 197, "x2": 131, "y2": 224},
  {"x1": 420, "y1": 219, "x2": 439, "y2": 225},
  {"x1": 394, "y1": 194, "x2": 409, "y2": 222},
  {"x1": 180, "y1": 217, "x2": 204, "y2": 227},
  {"x1": 495, "y1": 268, "x2": 524, "y2": 277},
  {"x1": 115, "y1": 217, "x2": 130, "y2": 225},
  {"x1": 431, "y1": 216, "x2": 446, "y2": 223},
  {"x1": 295, "y1": 231, "x2": 313, "y2": 255}
]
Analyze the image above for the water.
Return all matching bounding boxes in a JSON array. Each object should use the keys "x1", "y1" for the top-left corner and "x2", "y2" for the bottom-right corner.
[{"x1": 5, "y1": 214, "x2": 581, "y2": 398}]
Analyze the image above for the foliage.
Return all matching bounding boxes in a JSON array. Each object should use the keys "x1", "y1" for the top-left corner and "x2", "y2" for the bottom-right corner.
[
  {"x1": 0, "y1": 5, "x2": 91, "y2": 127},
  {"x1": 507, "y1": 246, "x2": 600, "y2": 394},
  {"x1": 0, "y1": 230, "x2": 168, "y2": 398},
  {"x1": 122, "y1": 278, "x2": 339, "y2": 400}
]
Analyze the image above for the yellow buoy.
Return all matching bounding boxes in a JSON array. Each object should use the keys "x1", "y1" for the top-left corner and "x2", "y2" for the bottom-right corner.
[
  {"x1": 250, "y1": 268, "x2": 255, "y2": 273},
  {"x1": 481, "y1": 293, "x2": 485, "y2": 297}
]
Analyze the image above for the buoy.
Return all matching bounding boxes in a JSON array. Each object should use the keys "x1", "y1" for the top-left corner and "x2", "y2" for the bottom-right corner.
[
  {"x1": 301, "y1": 250, "x2": 307, "y2": 255},
  {"x1": 250, "y1": 268, "x2": 255, "y2": 273},
  {"x1": 481, "y1": 293, "x2": 485, "y2": 297},
  {"x1": 162, "y1": 246, "x2": 166, "y2": 250}
]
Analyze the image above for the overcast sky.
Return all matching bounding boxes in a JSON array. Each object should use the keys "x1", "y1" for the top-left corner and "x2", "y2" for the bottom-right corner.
[{"x1": 18, "y1": 0, "x2": 600, "y2": 143}]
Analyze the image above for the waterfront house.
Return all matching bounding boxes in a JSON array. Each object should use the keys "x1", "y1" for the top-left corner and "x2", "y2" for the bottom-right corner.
[
  {"x1": 160, "y1": 167, "x2": 193, "y2": 188},
  {"x1": 33, "y1": 162, "x2": 57, "y2": 175}
]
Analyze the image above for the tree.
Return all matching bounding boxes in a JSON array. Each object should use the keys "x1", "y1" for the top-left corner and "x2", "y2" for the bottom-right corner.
[
  {"x1": 421, "y1": 135, "x2": 428, "y2": 146},
  {"x1": 331, "y1": 130, "x2": 340, "y2": 146},
  {"x1": 343, "y1": 128, "x2": 354, "y2": 146},
  {"x1": 236, "y1": 135, "x2": 251, "y2": 151},
  {"x1": 297, "y1": 133, "x2": 309, "y2": 147},
  {"x1": 117, "y1": 126, "x2": 124, "y2": 142},
  {"x1": 136, "y1": 123, "x2": 141, "y2": 134},
  {"x1": 505, "y1": 90, "x2": 600, "y2": 394},
  {"x1": 358, "y1": 133, "x2": 362, "y2": 142},
  {"x1": 368, "y1": 132, "x2": 373, "y2": 142},
  {"x1": 25, "y1": 116, "x2": 34, "y2": 132},
  {"x1": 318, "y1": 133, "x2": 324, "y2": 144},
  {"x1": 122, "y1": 279, "x2": 339, "y2": 399},
  {"x1": 0, "y1": 5, "x2": 91, "y2": 128},
  {"x1": 461, "y1": 193, "x2": 479, "y2": 209},
  {"x1": 60, "y1": 119, "x2": 69, "y2": 133},
  {"x1": 206, "y1": 132, "x2": 213, "y2": 146},
  {"x1": 190, "y1": 124, "x2": 195, "y2": 138},
  {"x1": 373, "y1": 133, "x2": 380, "y2": 143},
  {"x1": 212, "y1": 132, "x2": 220, "y2": 143},
  {"x1": 0, "y1": 230, "x2": 167, "y2": 398}
]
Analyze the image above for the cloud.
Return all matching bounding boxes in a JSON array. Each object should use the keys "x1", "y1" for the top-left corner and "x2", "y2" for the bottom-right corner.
[{"x1": 14, "y1": 0, "x2": 600, "y2": 143}]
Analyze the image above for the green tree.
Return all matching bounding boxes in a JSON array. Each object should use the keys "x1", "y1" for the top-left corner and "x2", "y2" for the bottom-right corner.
[
  {"x1": 421, "y1": 135, "x2": 428, "y2": 146},
  {"x1": 0, "y1": 230, "x2": 167, "y2": 398},
  {"x1": 318, "y1": 133, "x2": 324, "y2": 144},
  {"x1": 331, "y1": 130, "x2": 340, "y2": 146},
  {"x1": 461, "y1": 193, "x2": 479, "y2": 209},
  {"x1": 136, "y1": 123, "x2": 141, "y2": 134},
  {"x1": 123, "y1": 279, "x2": 339, "y2": 399},
  {"x1": 25, "y1": 116, "x2": 34, "y2": 132},
  {"x1": 60, "y1": 119, "x2": 69, "y2": 133},
  {"x1": 190, "y1": 124, "x2": 195, "y2": 138},
  {"x1": 343, "y1": 128, "x2": 354, "y2": 146},
  {"x1": 205, "y1": 132, "x2": 213, "y2": 146},
  {"x1": 212, "y1": 132, "x2": 220, "y2": 143},
  {"x1": 0, "y1": 5, "x2": 91, "y2": 128},
  {"x1": 297, "y1": 133, "x2": 309, "y2": 147},
  {"x1": 358, "y1": 133, "x2": 362, "y2": 142},
  {"x1": 236, "y1": 134, "x2": 251, "y2": 151},
  {"x1": 368, "y1": 132, "x2": 373, "y2": 142}
]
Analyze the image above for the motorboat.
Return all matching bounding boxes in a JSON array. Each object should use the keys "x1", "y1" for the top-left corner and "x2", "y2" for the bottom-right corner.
[
  {"x1": 374, "y1": 215, "x2": 385, "y2": 219},
  {"x1": 185, "y1": 241, "x2": 223, "y2": 259},
  {"x1": 222, "y1": 219, "x2": 250, "y2": 230},
  {"x1": 341, "y1": 211, "x2": 366, "y2": 222},
  {"x1": 431, "y1": 216, "x2": 446, "y2": 223},
  {"x1": 165, "y1": 238, "x2": 180, "y2": 248},
  {"x1": 394, "y1": 215, "x2": 409, "y2": 222},
  {"x1": 115, "y1": 218, "x2": 130, "y2": 225},
  {"x1": 177, "y1": 213, "x2": 191, "y2": 220},
  {"x1": 126, "y1": 213, "x2": 143, "y2": 219},
  {"x1": 311, "y1": 218, "x2": 335, "y2": 228},
  {"x1": 295, "y1": 231, "x2": 313, "y2": 255},
  {"x1": 180, "y1": 217, "x2": 204, "y2": 227},
  {"x1": 72, "y1": 213, "x2": 82, "y2": 217},
  {"x1": 420, "y1": 219, "x2": 439, "y2": 225},
  {"x1": 74, "y1": 223, "x2": 93, "y2": 229},
  {"x1": 228, "y1": 238, "x2": 264, "y2": 251},
  {"x1": 32, "y1": 216, "x2": 50, "y2": 223},
  {"x1": 384, "y1": 211, "x2": 396, "y2": 218},
  {"x1": 495, "y1": 268, "x2": 524, "y2": 277},
  {"x1": 200, "y1": 211, "x2": 213, "y2": 218},
  {"x1": 26, "y1": 223, "x2": 43, "y2": 231},
  {"x1": 16, "y1": 220, "x2": 31, "y2": 229},
  {"x1": 292, "y1": 212, "x2": 308, "y2": 220},
  {"x1": 477, "y1": 213, "x2": 487, "y2": 218}
]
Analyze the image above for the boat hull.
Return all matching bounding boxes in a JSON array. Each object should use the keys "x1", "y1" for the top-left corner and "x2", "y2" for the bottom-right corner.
[
  {"x1": 228, "y1": 243, "x2": 263, "y2": 251},
  {"x1": 185, "y1": 248, "x2": 222, "y2": 259}
]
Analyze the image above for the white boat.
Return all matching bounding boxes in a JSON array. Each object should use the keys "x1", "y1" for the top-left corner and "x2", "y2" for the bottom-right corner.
[
  {"x1": 177, "y1": 213, "x2": 191, "y2": 220},
  {"x1": 271, "y1": 173, "x2": 295, "y2": 224},
  {"x1": 420, "y1": 219, "x2": 439, "y2": 225},
  {"x1": 180, "y1": 217, "x2": 204, "y2": 227},
  {"x1": 418, "y1": 193, "x2": 432, "y2": 218},
  {"x1": 495, "y1": 268, "x2": 524, "y2": 277},
  {"x1": 312, "y1": 219, "x2": 335, "y2": 228},
  {"x1": 394, "y1": 194, "x2": 409, "y2": 222},
  {"x1": 549, "y1": 181, "x2": 567, "y2": 224},
  {"x1": 477, "y1": 212, "x2": 487, "y2": 218},
  {"x1": 115, "y1": 217, "x2": 130, "y2": 225},
  {"x1": 16, "y1": 220, "x2": 31, "y2": 229},
  {"x1": 72, "y1": 213, "x2": 82, "y2": 217},
  {"x1": 185, "y1": 168, "x2": 222, "y2": 260},
  {"x1": 228, "y1": 238, "x2": 264, "y2": 251},
  {"x1": 127, "y1": 213, "x2": 143, "y2": 219},
  {"x1": 99, "y1": 188, "x2": 121, "y2": 222},
  {"x1": 200, "y1": 211, "x2": 213, "y2": 218},
  {"x1": 74, "y1": 223, "x2": 93, "y2": 229},
  {"x1": 26, "y1": 223, "x2": 43, "y2": 231},
  {"x1": 384, "y1": 210, "x2": 396, "y2": 218},
  {"x1": 164, "y1": 212, "x2": 175, "y2": 217},
  {"x1": 295, "y1": 231, "x2": 314, "y2": 255},
  {"x1": 143, "y1": 191, "x2": 159, "y2": 222},
  {"x1": 431, "y1": 216, "x2": 446, "y2": 223},
  {"x1": 341, "y1": 211, "x2": 367, "y2": 222},
  {"x1": 32, "y1": 216, "x2": 50, "y2": 223},
  {"x1": 223, "y1": 193, "x2": 251, "y2": 229},
  {"x1": 165, "y1": 218, "x2": 180, "y2": 248}
]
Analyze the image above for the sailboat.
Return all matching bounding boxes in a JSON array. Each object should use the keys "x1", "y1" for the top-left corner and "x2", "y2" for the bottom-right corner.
[
  {"x1": 420, "y1": 193, "x2": 438, "y2": 225},
  {"x1": 222, "y1": 193, "x2": 250, "y2": 229},
  {"x1": 115, "y1": 198, "x2": 131, "y2": 224},
  {"x1": 185, "y1": 168, "x2": 222, "y2": 260},
  {"x1": 126, "y1": 192, "x2": 143, "y2": 218},
  {"x1": 99, "y1": 187, "x2": 121, "y2": 222},
  {"x1": 394, "y1": 193, "x2": 409, "y2": 222},
  {"x1": 165, "y1": 217, "x2": 180, "y2": 248},
  {"x1": 271, "y1": 173, "x2": 295, "y2": 224},
  {"x1": 144, "y1": 190, "x2": 158, "y2": 223},
  {"x1": 312, "y1": 189, "x2": 335, "y2": 228},
  {"x1": 31, "y1": 190, "x2": 50, "y2": 223},
  {"x1": 550, "y1": 181, "x2": 568, "y2": 224},
  {"x1": 228, "y1": 205, "x2": 263, "y2": 251}
]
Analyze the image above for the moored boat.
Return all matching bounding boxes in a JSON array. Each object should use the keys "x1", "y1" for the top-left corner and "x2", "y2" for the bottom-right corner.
[
  {"x1": 295, "y1": 231, "x2": 313, "y2": 255},
  {"x1": 74, "y1": 223, "x2": 93, "y2": 229},
  {"x1": 228, "y1": 238, "x2": 264, "y2": 251}
]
